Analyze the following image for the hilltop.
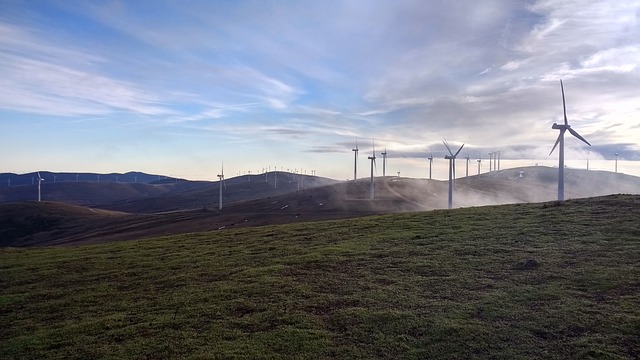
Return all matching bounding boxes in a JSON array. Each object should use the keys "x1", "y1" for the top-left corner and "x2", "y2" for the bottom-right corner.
[{"x1": 1, "y1": 195, "x2": 639, "y2": 358}]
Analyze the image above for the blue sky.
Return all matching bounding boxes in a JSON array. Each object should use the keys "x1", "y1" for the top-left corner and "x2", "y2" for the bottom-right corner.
[{"x1": 1, "y1": 0, "x2": 639, "y2": 180}]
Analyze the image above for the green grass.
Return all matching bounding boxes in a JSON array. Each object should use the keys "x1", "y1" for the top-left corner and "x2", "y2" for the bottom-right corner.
[{"x1": 2, "y1": 195, "x2": 640, "y2": 359}]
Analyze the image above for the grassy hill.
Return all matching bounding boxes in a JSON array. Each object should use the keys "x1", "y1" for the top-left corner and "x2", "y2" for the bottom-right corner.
[{"x1": 1, "y1": 195, "x2": 639, "y2": 359}]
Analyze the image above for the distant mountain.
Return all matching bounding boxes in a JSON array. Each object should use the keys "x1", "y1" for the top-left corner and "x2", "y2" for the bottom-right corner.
[
  {"x1": 0, "y1": 171, "x2": 338, "y2": 211},
  {"x1": 0, "y1": 171, "x2": 177, "y2": 186}
]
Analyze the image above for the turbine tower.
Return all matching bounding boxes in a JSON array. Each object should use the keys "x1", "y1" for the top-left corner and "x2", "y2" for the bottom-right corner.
[
  {"x1": 477, "y1": 158, "x2": 481, "y2": 175},
  {"x1": 615, "y1": 152, "x2": 619, "y2": 173},
  {"x1": 352, "y1": 139, "x2": 359, "y2": 181},
  {"x1": 217, "y1": 163, "x2": 225, "y2": 210},
  {"x1": 443, "y1": 140, "x2": 464, "y2": 209},
  {"x1": 465, "y1": 150, "x2": 470, "y2": 177},
  {"x1": 427, "y1": 151, "x2": 434, "y2": 180},
  {"x1": 381, "y1": 147, "x2": 388, "y2": 177},
  {"x1": 549, "y1": 79, "x2": 591, "y2": 201},
  {"x1": 368, "y1": 140, "x2": 376, "y2": 200},
  {"x1": 36, "y1": 172, "x2": 44, "y2": 202}
]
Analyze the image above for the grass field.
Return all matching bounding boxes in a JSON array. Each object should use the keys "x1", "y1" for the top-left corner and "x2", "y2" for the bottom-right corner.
[{"x1": 2, "y1": 195, "x2": 640, "y2": 359}]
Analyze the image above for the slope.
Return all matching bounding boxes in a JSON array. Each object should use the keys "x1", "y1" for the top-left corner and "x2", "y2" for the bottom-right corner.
[{"x1": 1, "y1": 195, "x2": 639, "y2": 359}]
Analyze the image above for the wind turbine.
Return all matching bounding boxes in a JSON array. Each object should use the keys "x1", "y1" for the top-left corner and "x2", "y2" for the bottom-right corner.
[
  {"x1": 217, "y1": 163, "x2": 225, "y2": 210},
  {"x1": 352, "y1": 139, "x2": 359, "y2": 181},
  {"x1": 381, "y1": 147, "x2": 388, "y2": 177},
  {"x1": 36, "y1": 172, "x2": 44, "y2": 202},
  {"x1": 368, "y1": 140, "x2": 376, "y2": 200},
  {"x1": 465, "y1": 149, "x2": 470, "y2": 177},
  {"x1": 443, "y1": 139, "x2": 464, "y2": 209},
  {"x1": 549, "y1": 79, "x2": 591, "y2": 201},
  {"x1": 477, "y1": 158, "x2": 481, "y2": 175},
  {"x1": 615, "y1": 152, "x2": 619, "y2": 173},
  {"x1": 427, "y1": 150, "x2": 433, "y2": 180}
]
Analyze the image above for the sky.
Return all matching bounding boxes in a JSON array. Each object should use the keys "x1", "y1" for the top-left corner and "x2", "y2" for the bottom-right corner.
[{"x1": 1, "y1": 0, "x2": 639, "y2": 181}]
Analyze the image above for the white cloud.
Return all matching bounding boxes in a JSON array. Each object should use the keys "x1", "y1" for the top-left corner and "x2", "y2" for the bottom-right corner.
[{"x1": 0, "y1": 53, "x2": 170, "y2": 116}]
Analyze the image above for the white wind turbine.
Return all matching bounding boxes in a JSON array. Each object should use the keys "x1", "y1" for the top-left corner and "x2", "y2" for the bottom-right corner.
[
  {"x1": 477, "y1": 157, "x2": 481, "y2": 175},
  {"x1": 381, "y1": 147, "x2": 388, "y2": 177},
  {"x1": 465, "y1": 149, "x2": 470, "y2": 177},
  {"x1": 217, "y1": 163, "x2": 225, "y2": 210},
  {"x1": 549, "y1": 79, "x2": 591, "y2": 201},
  {"x1": 36, "y1": 172, "x2": 44, "y2": 202},
  {"x1": 443, "y1": 140, "x2": 464, "y2": 209},
  {"x1": 352, "y1": 139, "x2": 359, "y2": 181},
  {"x1": 427, "y1": 150, "x2": 434, "y2": 180},
  {"x1": 368, "y1": 140, "x2": 376, "y2": 200},
  {"x1": 489, "y1": 153, "x2": 495, "y2": 172}
]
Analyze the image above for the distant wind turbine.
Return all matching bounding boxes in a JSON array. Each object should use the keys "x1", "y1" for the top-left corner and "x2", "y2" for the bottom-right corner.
[
  {"x1": 36, "y1": 172, "x2": 44, "y2": 202},
  {"x1": 549, "y1": 79, "x2": 591, "y2": 201},
  {"x1": 381, "y1": 147, "x2": 388, "y2": 177},
  {"x1": 477, "y1": 158, "x2": 481, "y2": 175},
  {"x1": 217, "y1": 163, "x2": 225, "y2": 210},
  {"x1": 443, "y1": 139, "x2": 464, "y2": 209},
  {"x1": 465, "y1": 149, "x2": 470, "y2": 177},
  {"x1": 427, "y1": 150, "x2": 434, "y2": 180},
  {"x1": 352, "y1": 139, "x2": 359, "y2": 181},
  {"x1": 368, "y1": 140, "x2": 376, "y2": 200},
  {"x1": 615, "y1": 152, "x2": 619, "y2": 173}
]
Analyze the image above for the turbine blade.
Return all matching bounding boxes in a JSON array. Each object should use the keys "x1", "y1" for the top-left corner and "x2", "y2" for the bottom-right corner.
[
  {"x1": 442, "y1": 139, "x2": 453, "y2": 156},
  {"x1": 561, "y1": 79, "x2": 568, "y2": 126},
  {"x1": 568, "y1": 127, "x2": 591, "y2": 146},
  {"x1": 549, "y1": 131, "x2": 563, "y2": 155},
  {"x1": 454, "y1": 144, "x2": 465, "y2": 157}
]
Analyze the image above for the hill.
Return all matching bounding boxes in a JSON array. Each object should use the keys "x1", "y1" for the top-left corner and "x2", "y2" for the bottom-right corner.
[
  {"x1": 2, "y1": 166, "x2": 640, "y2": 247},
  {"x1": 0, "y1": 171, "x2": 337, "y2": 212},
  {"x1": 1, "y1": 195, "x2": 639, "y2": 358}
]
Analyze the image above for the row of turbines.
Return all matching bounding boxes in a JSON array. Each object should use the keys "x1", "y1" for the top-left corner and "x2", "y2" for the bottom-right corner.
[
  {"x1": 347, "y1": 80, "x2": 592, "y2": 208},
  {"x1": 215, "y1": 166, "x2": 317, "y2": 210}
]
